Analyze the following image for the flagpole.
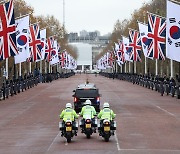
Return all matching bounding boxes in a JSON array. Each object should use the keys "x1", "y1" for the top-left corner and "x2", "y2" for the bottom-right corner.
[
  {"x1": 134, "y1": 61, "x2": 137, "y2": 74},
  {"x1": 143, "y1": 11, "x2": 147, "y2": 75},
  {"x1": 155, "y1": 59, "x2": 158, "y2": 76},
  {"x1": 45, "y1": 61, "x2": 47, "y2": 74},
  {"x1": 125, "y1": 63, "x2": 127, "y2": 73},
  {"x1": 29, "y1": 62, "x2": 31, "y2": 73},
  {"x1": 19, "y1": 62, "x2": 21, "y2": 77},
  {"x1": 170, "y1": 59, "x2": 174, "y2": 78},
  {"x1": 129, "y1": 62, "x2": 131, "y2": 73},
  {"x1": 145, "y1": 57, "x2": 147, "y2": 74},
  {"x1": 40, "y1": 60, "x2": 42, "y2": 74},
  {"x1": 5, "y1": 58, "x2": 8, "y2": 80},
  {"x1": 49, "y1": 62, "x2": 51, "y2": 73}
]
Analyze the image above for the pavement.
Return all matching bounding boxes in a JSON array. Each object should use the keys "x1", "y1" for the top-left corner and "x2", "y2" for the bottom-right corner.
[{"x1": 0, "y1": 74, "x2": 179, "y2": 154}]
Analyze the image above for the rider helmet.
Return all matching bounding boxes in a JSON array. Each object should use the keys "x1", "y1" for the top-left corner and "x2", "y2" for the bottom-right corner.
[
  {"x1": 85, "y1": 99, "x2": 91, "y2": 105},
  {"x1": 103, "y1": 102, "x2": 109, "y2": 108},
  {"x1": 66, "y1": 103, "x2": 72, "y2": 108}
]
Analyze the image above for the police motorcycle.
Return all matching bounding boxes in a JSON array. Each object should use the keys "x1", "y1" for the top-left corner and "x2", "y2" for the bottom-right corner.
[
  {"x1": 98, "y1": 118, "x2": 116, "y2": 142},
  {"x1": 59, "y1": 103, "x2": 78, "y2": 143},
  {"x1": 80, "y1": 115, "x2": 97, "y2": 139},
  {"x1": 59, "y1": 118, "x2": 78, "y2": 143}
]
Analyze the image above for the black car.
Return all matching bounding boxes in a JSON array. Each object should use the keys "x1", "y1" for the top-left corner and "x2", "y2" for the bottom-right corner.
[{"x1": 72, "y1": 83, "x2": 101, "y2": 113}]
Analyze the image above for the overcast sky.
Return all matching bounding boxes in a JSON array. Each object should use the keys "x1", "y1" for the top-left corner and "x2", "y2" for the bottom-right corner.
[{"x1": 24, "y1": 0, "x2": 151, "y2": 35}]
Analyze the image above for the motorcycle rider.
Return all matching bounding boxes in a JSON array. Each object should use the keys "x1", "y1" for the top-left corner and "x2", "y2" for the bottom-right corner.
[
  {"x1": 97, "y1": 102, "x2": 116, "y2": 135},
  {"x1": 80, "y1": 99, "x2": 97, "y2": 133},
  {"x1": 59, "y1": 103, "x2": 78, "y2": 136}
]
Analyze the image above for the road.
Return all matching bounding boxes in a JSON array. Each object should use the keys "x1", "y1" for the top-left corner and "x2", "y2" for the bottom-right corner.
[{"x1": 0, "y1": 74, "x2": 180, "y2": 154}]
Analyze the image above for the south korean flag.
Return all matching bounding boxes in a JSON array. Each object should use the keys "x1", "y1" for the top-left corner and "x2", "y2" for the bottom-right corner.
[
  {"x1": 15, "y1": 16, "x2": 30, "y2": 64},
  {"x1": 166, "y1": 0, "x2": 180, "y2": 62}
]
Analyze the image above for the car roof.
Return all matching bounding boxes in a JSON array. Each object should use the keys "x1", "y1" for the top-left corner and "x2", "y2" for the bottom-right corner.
[{"x1": 77, "y1": 83, "x2": 96, "y2": 89}]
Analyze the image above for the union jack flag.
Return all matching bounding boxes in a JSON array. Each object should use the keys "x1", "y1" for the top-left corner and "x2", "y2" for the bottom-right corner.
[
  {"x1": 45, "y1": 36, "x2": 54, "y2": 62},
  {"x1": 128, "y1": 29, "x2": 142, "y2": 62},
  {"x1": 107, "y1": 51, "x2": 114, "y2": 67},
  {"x1": 117, "y1": 41, "x2": 125, "y2": 64},
  {"x1": 147, "y1": 13, "x2": 166, "y2": 60},
  {"x1": 29, "y1": 24, "x2": 42, "y2": 62},
  {"x1": 0, "y1": 0, "x2": 18, "y2": 61},
  {"x1": 59, "y1": 50, "x2": 67, "y2": 68}
]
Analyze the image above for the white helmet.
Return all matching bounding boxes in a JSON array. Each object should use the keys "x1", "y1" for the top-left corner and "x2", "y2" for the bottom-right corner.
[
  {"x1": 66, "y1": 103, "x2": 72, "y2": 108},
  {"x1": 103, "y1": 102, "x2": 109, "y2": 108},
  {"x1": 85, "y1": 99, "x2": 91, "y2": 105}
]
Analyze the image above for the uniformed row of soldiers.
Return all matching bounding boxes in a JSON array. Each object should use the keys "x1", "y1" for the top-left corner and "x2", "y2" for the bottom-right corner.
[
  {"x1": 0, "y1": 73, "x2": 39, "y2": 100},
  {"x1": 0, "y1": 71, "x2": 75, "y2": 101},
  {"x1": 41, "y1": 72, "x2": 75, "y2": 83},
  {"x1": 99, "y1": 72, "x2": 180, "y2": 99}
]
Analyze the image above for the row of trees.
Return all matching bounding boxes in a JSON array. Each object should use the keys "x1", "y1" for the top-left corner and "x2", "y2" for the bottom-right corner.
[
  {"x1": 0, "y1": 0, "x2": 77, "y2": 80},
  {"x1": 97, "y1": 0, "x2": 180, "y2": 77}
]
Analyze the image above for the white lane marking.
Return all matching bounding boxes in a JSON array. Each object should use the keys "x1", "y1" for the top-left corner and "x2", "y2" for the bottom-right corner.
[
  {"x1": 47, "y1": 132, "x2": 60, "y2": 152},
  {"x1": 114, "y1": 132, "x2": 121, "y2": 151},
  {"x1": 155, "y1": 105, "x2": 176, "y2": 117},
  {"x1": 120, "y1": 148, "x2": 180, "y2": 152}
]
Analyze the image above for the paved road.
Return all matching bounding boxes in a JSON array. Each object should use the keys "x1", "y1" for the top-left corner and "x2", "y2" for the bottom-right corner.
[{"x1": 0, "y1": 74, "x2": 180, "y2": 154}]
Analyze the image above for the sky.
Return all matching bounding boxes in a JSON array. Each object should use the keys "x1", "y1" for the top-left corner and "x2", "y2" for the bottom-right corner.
[{"x1": 24, "y1": 0, "x2": 151, "y2": 35}]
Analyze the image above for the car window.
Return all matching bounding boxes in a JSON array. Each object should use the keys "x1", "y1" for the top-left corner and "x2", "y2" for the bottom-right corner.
[{"x1": 75, "y1": 89, "x2": 99, "y2": 98}]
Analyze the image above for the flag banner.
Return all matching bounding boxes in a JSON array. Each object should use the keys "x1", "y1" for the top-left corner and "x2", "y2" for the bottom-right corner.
[
  {"x1": 60, "y1": 50, "x2": 67, "y2": 68},
  {"x1": 122, "y1": 36, "x2": 133, "y2": 62},
  {"x1": 97, "y1": 57, "x2": 106, "y2": 70},
  {"x1": 71, "y1": 58, "x2": 77, "y2": 70},
  {"x1": 114, "y1": 42, "x2": 119, "y2": 58},
  {"x1": 29, "y1": 24, "x2": 42, "y2": 62},
  {"x1": 0, "y1": 0, "x2": 18, "y2": 61},
  {"x1": 116, "y1": 60, "x2": 122, "y2": 66},
  {"x1": 117, "y1": 41, "x2": 125, "y2": 64},
  {"x1": 40, "y1": 28, "x2": 46, "y2": 60},
  {"x1": 57, "y1": 43, "x2": 62, "y2": 64},
  {"x1": 66, "y1": 54, "x2": 73, "y2": 69},
  {"x1": 128, "y1": 29, "x2": 142, "y2": 62},
  {"x1": 14, "y1": 15, "x2": 30, "y2": 64},
  {"x1": 166, "y1": 0, "x2": 180, "y2": 62},
  {"x1": 50, "y1": 39, "x2": 59, "y2": 65},
  {"x1": 138, "y1": 21, "x2": 153, "y2": 59},
  {"x1": 108, "y1": 51, "x2": 114, "y2": 67},
  {"x1": 45, "y1": 36, "x2": 54, "y2": 62},
  {"x1": 147, "y1": 12, "x2": 166, "y2": 60}
]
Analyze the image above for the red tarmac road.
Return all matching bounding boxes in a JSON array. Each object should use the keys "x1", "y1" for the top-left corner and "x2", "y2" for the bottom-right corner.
[{"x1": 0, "y1": 74, "x2": 180, "y2": 154}]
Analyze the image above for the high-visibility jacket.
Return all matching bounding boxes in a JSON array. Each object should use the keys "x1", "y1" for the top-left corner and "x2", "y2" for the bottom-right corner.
[
  {"x1": 80, "y1": 105, "x2": 96, "y2": 119},
  {"x1": 60, "y1": 108, "x2": 78, "y2": 121},
  {"x1": 97, "y1": 108, "x2": 115, "y2": 121}
]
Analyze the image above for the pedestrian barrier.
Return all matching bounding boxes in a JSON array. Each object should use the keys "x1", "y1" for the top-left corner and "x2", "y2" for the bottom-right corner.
[{"x1": 99, "y1": 72, "x2": 180, "y2": 100}]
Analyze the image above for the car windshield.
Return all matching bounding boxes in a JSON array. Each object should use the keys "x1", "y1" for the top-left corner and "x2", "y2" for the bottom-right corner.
[{"x1": 75, "y1": 89, "x2": 99, "y2": 98}]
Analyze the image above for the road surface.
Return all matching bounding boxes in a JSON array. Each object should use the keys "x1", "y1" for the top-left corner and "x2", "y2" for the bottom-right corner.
[{"x1": 0, "y1": 74, "x2": 179, "y2": 154}]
